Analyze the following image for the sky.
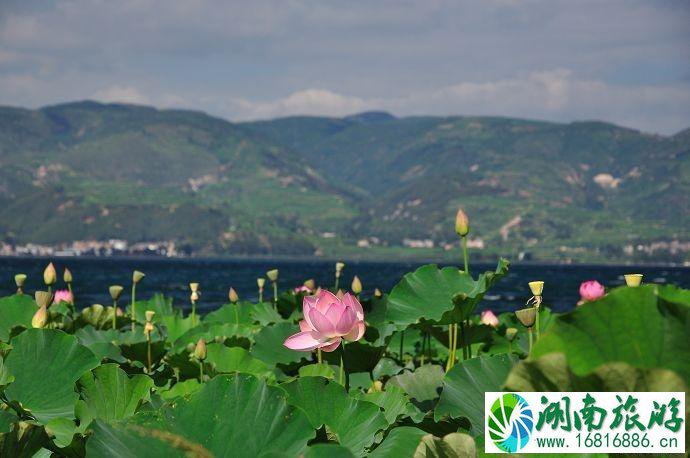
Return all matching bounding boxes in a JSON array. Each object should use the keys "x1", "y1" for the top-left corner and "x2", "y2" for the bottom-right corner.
[{"x1": 1, "y1": 0, "x2": 689, "y2": 134}]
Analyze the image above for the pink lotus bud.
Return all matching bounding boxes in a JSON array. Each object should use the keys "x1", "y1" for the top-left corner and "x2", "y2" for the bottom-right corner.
[
  {"x1": 52, "y1": 289, "x2": 73, "y2": 305},
  {"x1": 480, "y1": 310, "x2": 499, "y2": 328},
  {"x1": 579, "y1": 280, "x2": 605, "y2": 303},
  {"x1": 283, "y1": 289, "x2": 366, "y2": 353}
]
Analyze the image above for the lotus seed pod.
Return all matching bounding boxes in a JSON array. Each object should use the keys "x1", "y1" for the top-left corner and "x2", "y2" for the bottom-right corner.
[
  {"x1": 454, "y1": 208, "x2": 470, "y2": 236},
  {"x1": 63, "y1": 268, "x2": 73, "y2": 283},
  {"x1": 335, "y1": 262, "x2": 345, "y2": 274},
  {"x1": 374, "y1": 288, "x2": 382, "y2": 298},
  {"x1": 303, "y1": 279, "x2": 315, "y2": 290},
  {"x1": 32, "y1": 306, "x2": 48, "y2": 328},
  {"x1": 515, "y1": 307, "x2": 537, "y2": 328},
  {"x1": 624, "y1": 274, "x2": 643, "y2": 287},
  {"x1": 132, "y1": 270, "x2": 145, "y2": 283},
  {"x1": 528, "y1": 281, "x2": 544, "y2": 296},
  {"x1": 505, "y1": 327, "x2": 518, "y2": 342},
  {"x1": 43, "y1": 262, "x2": 57, "y2": 286},
  {"x1": 351, "y1": 276, "x2": 362, "y2": 294},
  {"x1": 266, "y1": 269, "x2": 279, "y2": 282},
  {"x1": 92, "y1": 303, "x2": 104, "y2": 314},
  {"x1": 257, "y1": 278, "x2": 266, "y2": 288},
  {"x1": 15, "y1": 273, "x2": 27, "y2": 287},
  {"x1": 34, "y1": 291, "x2": 52, "y2": 309},
  {"x1": 189, "y1": 282, "x2": 199, "y2": 292},
  {"x1": 191, "y1": 291, "x2": 199, "y2": 302},
  {"x1": 194, "y1": 338, "x2": 207, "y2": 361},
  {"x1": 228, "y1": 287, "x2": 239, "y2": 303},
  {"x1": 145, "y1": 310, "x2": 155, "y2": 322},
  {"x1": 186, "y1": 342, "x2": 195, "y2": 353},
  {"x1": 109, "y1": 285, "x2": 123, "y2": 300}
]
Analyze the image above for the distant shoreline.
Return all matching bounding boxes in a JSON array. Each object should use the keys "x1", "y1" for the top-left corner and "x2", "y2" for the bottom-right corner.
[{"x1": 1, "y1": 253, "x2": 688, "y2": 268}]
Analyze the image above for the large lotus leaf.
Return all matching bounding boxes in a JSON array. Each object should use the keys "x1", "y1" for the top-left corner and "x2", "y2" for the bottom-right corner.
[
  {"x1": 282, "y1": 376, "x2": 388, "y2": 455},
  {"x1": 85, "y1": 420, "x2": 194, "y2": 457},
  {"x1": 320, "y1": 340, "x2": 386, "y2": 373},
  {"x1": 0, "y1": 356, "x2": 14, "y2": 385},
  {"x1": 74, "y1": 326, "x2": 126, "y2": 363},
  {"x1": 0, "y1": 410, "x2": 17, "y2": 433},
  {"x1": 299, "y1": 363, "x2": 337, "y2": 379},
  {"x1": 4, "y1": 329, "x2": 99, "y2": 423},
  {"x1": 434, "y1": 354, "x2": 518, "y2": 436},
  {"x1": 369, "y1": 427, "x2": 428, "y2": 458},
  {"x1": 387, "y1": 259, "x2": 509, "y2": 326},
  {"x1": 158, "y1": 379, "x2": 201, "y2": 401},
  {"x1": 532, "y1": 285, "x2": 690, "y2": 382},
  {"x1": 251, "y1": 322, "x2": 311, "y2": 367},
  {"x1": 44, "y1": 416, "x2": 78, "y2": 448},
  {"x1": 387, "y1": 364, "x2": 445, "y2": 404},
  {"x1": 203, "y1": 302, "x2": 253, "y2": 325},
  {"x1": 172, "y1": 322, "x2": 256, "y2": 353},
  {"x1": 127, "y1": 294, "x2": 175, "y2": 323},
  {"x1": 205, "y1": 343, "x2": 274, "y2": 379},
  {"x1": 160, "y1": 314, "x2": 195, "y2": 343},
  {"x1": 354, "y1": 385, "x2": 425, "y2": 425},
  {"x1": 0, "y1": 294, "x2": 38, "y2": 342},
  {"x1": 95, "y1": 374, "x2": 313, "y2": 457},
  {"x1": 250, "y1": 301, "x2": 285, "y2": 325},
  {"x1": 656, "y1": 284, "x2": 690, "y2": 307},
  {"x1": 505, "y1": 352, "x2": 690, "y2": 393},
  {"x1": 76, "y1": 363, "x2": 153, "y2": 425},
  {"x1": 415, "y1": 433, "x2": 476, "y2": 458}
]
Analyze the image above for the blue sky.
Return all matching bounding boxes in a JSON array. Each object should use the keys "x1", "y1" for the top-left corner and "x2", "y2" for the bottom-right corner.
[{"x1": 1, "y1": 0, "x2": 689, "y2": 133}]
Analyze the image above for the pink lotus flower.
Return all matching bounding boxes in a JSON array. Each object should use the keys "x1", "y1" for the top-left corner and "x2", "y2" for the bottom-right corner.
[
  {"x1": 481, "y1": 310, "x2": 499, "y2": 327},
  {"x1": 283, "y1": 290, "x2": 365, "y2": 352},
  {"x1": 579, "y1": 280, "x2": 605, "y2": 303},
  {"x1": 53, "y1": 289, "x2": 73, "y2": 305},
  {"x1": 294, "y1": 285, "x2": 312, "y2": 294}
]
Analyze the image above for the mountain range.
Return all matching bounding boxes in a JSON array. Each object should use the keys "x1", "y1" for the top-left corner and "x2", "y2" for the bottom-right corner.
[{"x1": 0, "y1": 101, "x2": 688, "y2": 263}]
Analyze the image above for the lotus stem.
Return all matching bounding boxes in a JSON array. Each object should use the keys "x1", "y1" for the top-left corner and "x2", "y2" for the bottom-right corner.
[
  {"x1": 528, "y1": 327, "x2": 533, "y2": 356},
  {"x1": 446, "y1": 324, "x2": 455, "y2": 371},
  {"x1": 191, "y1": 302, "x2": 196, "y2": 326},
  {"x1": 199, "y1": 360, "x2": 204, "y2": 383},
  {"x1": 272, "y1": 281, "x2": 278, "y2": 310},
  {"x1": 146, "y1": 332, "x2": 152, "y2": 374},
  {"x1": 234, "y1": 303, "x2": 239, "y2": 326},
  {"x1": 399, "y1": 330, "x2": 405, "y2": 363},
  {"x1": 112, "y1": 300, "x2": 117, "y2": 330},
  {"x1": 339, "y1": 345, "x2": 349, "y2": 391},
  {"x1": 461, "y1": 235, "x2": 469, "y2": 275},
  {"x1": 131, "y1": 283, "x2": 137, "y2": 333},
  {"x1": 317, "y1": 348, "x2": 322, "y2": 364},
  {"x1": 535, "y1": 306, "x2": 540, "y2": 340},
  {"x1": 259, "y1": 288, "x2": 263, "y2": 303}
]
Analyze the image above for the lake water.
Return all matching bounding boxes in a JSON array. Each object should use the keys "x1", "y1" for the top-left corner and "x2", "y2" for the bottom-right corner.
[{"x1": 1, "y1": 257, "x2": 687, "y2": 314}]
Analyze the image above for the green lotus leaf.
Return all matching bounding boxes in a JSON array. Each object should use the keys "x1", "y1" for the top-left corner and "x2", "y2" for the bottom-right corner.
[
  {"x1": 4, "y1": 329, "x2": 99, "y2": 423},
  {"x1": 160, "y1": 314, "x2": 196, "y2": 342},
  {"x1": 0, "y1": 409, "x2": 17, "y2": 433},
  {"x1": 0, "y1": 356, "x2": 14, "y2": 385},
  {"x1": 45, "y1": 417, "x2": 77, "y2": 448},
  {"x1": 88, "y1": 374, "x2": 314, "y2": 458},
  {"x1": 205, "y1": 343, "x2": 274, "y2": 379},
  {"x1": 86, "y1": 420, "x2": 194, "y2": 457},
  {"x1": 505, "y1": 352, "x2": 690, "y2": 393},
  {"x1": 203, "y1": 302, "x2": 253, "y2": 325},
  {"x1": 74, "y1": 326, "x2": 126, "y2": 363},
  {"x1": 303, "y1": 443, "x2": 356, "y2": 458},
  {"x1": 387, "y1": 364, "x2": 445, "y2": 404},
  {"x1": 158, "y1": 379, "x2": 201, "y2": 401},
  {"x1": 415, "y1": 432, "x2": 476, "y2": 457},
  {"x1": 127, "y1": 294, "x2": 175, "y2": 322},
  {"x1": 251, "y1": 322, "x2": 311, "y2": 367},
  {"x1": 386, "y1": 259, "x2": 509, "y2": 326},
  {"x1": 172, "y1": 322, "x2": 256, "y2": 353},
  {"x1": 250, "y1": 301, "x2": 285, "y2": 325},
  {"x1": 372, "y1": 357, "x2": 404, "y2": 380},
  {"x1": 434, "y1": 354, "x2": 518, "y2": 436},
  {"x1": 354, "y1": 385, "x2": 425, "y2": 425},
  {"x1": 0, "y1": 294, "x2": 38, "y2": 342},
  {"x1": 282, "y1": 376, "x2": 388, "y2": 455},
  {"x1": 76, "y1": 363, "x2": 153, "y2": 425},
  {"x1": 532, "y1": 285, "x2": 690, "y2": 381},
  {"x1": 299, "y1": 363, "x2": 336, "y2": 379},
  {"x1": 369, "y1": 426, "x2": 428, "y2": 458}
]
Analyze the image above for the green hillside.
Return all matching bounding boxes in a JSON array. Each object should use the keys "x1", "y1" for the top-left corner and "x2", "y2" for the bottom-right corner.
[{"x1": 0, "y1": 101, "x2": 688, "y2": 262}]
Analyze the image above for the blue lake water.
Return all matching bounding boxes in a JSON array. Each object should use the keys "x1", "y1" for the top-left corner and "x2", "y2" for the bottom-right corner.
[{"x1": 1, "y1": 257, "x2": 687, "y2": 314}]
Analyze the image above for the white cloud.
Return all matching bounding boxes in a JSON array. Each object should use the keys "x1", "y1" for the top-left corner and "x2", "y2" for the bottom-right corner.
[
  {"x1": 92, "y1": 85, "x2": 149, "y2": 105},
  {"x1": 228, "y1": 89, "x2": 370, "y2": 119}
]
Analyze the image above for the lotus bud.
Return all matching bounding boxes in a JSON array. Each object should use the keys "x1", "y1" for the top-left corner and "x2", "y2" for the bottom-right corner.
[
  {"x1": 367, "y1": 380, "x2": 383, "y2": 393},
  {"x1": 34, "y1": 291, "x2": 52, "y2": 309},
  {"x1": 194, "y1": 338, "x2": 207, "y2": 361},
  {"x1": 91, "y1": 303, "x2": 104, "y2": 314},
  {"x1": 15, "y1": 273, "x2": 27, "y2": 292},
  {"x1": 186, "y1": 342, "x2": 195, "y2": 353},
  {"x1": 43, "y1": 262, "x2": 57, "y2": 286},
  {"x1": 228, "y1": 287, "x2": 239, "y2": 303},
  {"x1": 454, "y1": 208, "x2": 470, "y2": 236},
  {"x1": 257, "y1": 278, "x2": 266, "y2": 288},
  {"x1": 374, "y1": 288, "x2": 382, "y2": 298},
  {"x1": 351, "y1": 276, "x2": 362, "y2": 295},
  {"x1": 116, "y1": 307, "x2": 124, "y2": 317},
  {"x1": 145, "y1": 310, "x2": 155, "y2": 322},
  {"x1": 144, "y1": 321, "x2": 154, "y2": 334},
  {"x1": 528, "y1": 281, "x2": 544, "y2": 296},
  {"x1": 266, "y1": 269, "x2": 279, "y2": 282},
  {"x1": 109, "y1": 285, "x2": 123, "y2": 301},
  {"x1": 624, "y1": 274, "x2": 643, "y2": 287},
  {"x1": 63, "y1": 268, "x2": 73, "y2": 283},
  {"x1": 191, "y1": 291, "x2": 199, "y2": 303},
  {"x1": 132, "y1": 270, "x2": 145, "y2": 283},
  {"x1": 189, "y1": 282, "x2": 199, "y2": 292},
  {"x1": 335, "y1": 262, "x2": 345, "y2": 277},
  {"x1": 505, "y1": 327, "x2": 518, "y2": 342},
  {"x1": 515, "y1": 307, "x2": 537, "y2": 328},
  {"x1": 32, "y1": 306, "x2": 48, "y2": 328},
  {"x1": 480, "y1": 310, "x2": 500, "y2": 328},
  {"x1": 303, "y1": 279, "x2": 315, "y2": 291}
]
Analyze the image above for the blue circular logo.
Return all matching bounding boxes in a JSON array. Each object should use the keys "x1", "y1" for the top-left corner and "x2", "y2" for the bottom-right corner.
[{"x1": 488, "y1": 393, "x2": 534, "y2": 452}]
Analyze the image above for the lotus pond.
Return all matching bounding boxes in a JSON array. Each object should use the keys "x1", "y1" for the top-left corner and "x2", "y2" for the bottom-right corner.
[{"x1": 1, "y1": 257, "x2": 689, "y2": 457}]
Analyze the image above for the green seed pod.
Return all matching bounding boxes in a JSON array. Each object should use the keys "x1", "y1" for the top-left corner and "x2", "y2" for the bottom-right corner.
[
  {"x1": 505, "y1": 327, "x2": 518, "y2": 342},
  {"x1": 109, "y1": 285, "x2": 124, "y2": 300},
  {"x1": 34, "y1": 291, "x2": 52, "y2": 309},
  {"x1": 266, "y1": 269, "x2": 279, "y2": 282},
  {"x1": 515, "y1": 307, "x2": 537, "y2": 328},
  {"x1": 132, "y1": 270, "x2": 145, "y2": 284},
  {"x1": 15, "y1": 273, "x2": 27, "y2": 288}
]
